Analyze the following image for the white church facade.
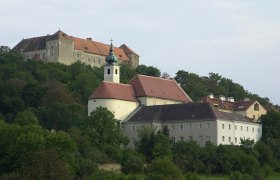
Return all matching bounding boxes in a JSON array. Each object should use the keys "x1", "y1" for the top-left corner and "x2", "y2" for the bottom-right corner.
[{"x1": 88, "y1": 43, "x2": 262, "y2": 148}]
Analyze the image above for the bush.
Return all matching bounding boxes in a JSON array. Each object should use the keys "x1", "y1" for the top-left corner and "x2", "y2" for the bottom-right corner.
[
  {"x1": 229, "y1": 171, "x2": 252, "y2": 180},
  {"x1": 122, "y1": 150, "x2": 145, "y2": 174},
  {"x1": 262, "y1": 164, "x2": 273, "y2": 177},
  {"x1": 145, "y1": 158, "x2": 184, "y2": 180},
  {"x1": 185, "y1": 172, "x2": 201, "y2": 180}
]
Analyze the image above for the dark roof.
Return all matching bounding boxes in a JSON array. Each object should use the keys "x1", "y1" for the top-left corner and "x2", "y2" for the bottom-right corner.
[
  {"x1": 128, "y1": 74, "x2": 192, "y2": 102},
  {"x1": 89, "y1": 81, "x2": 137, "y2": 102},
  {"x1": 14, "y1": 35, "x2": 50, "y2": 52},
  {"x1": 126, "y1": 102, "x2": 256, "y2": 124},
  {"x1": 119, "y1": 44, "x2": 139, "y2": 56},
  {"x1": 234, "y1": 100, "x2": 256, "y2": 111},
  {"x1": 202, "y1": 96, "x2": 257, "y2": 112}
]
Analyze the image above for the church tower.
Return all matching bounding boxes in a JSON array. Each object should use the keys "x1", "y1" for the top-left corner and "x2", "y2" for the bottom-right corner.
[{"x1": 104, "y1": 41, "x2": 120, "y2": 83}]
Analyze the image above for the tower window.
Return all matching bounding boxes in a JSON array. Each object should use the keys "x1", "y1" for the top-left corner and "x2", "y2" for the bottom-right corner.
[
  {"x1": 115, "y1": 69, "x2": 118, "y2": 74},
  {"x1": 107, "y1": 69, "x2": 110, "y2": 74}
]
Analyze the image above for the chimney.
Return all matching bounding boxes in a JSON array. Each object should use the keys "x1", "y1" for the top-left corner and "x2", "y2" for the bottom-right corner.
[
  {"x1": 244, "y1": 98, "x2": 250, "y2": 101},
  {"x1": 229, "y1": 97, "x2": 235, "y2": 102},
  {"x1": 87, "y1": 37, "x2": 92, "y2": 41},
  {"x1": 219, "y1": 95, "x2": 226, "y2": 101},
  {"x1": 209, "y1": 93, "x2": 214, "y2": 99}
]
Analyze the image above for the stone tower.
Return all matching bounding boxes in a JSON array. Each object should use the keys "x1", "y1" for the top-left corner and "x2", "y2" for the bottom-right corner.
[{"x1": 104, "y1": 41, "x2": 120, "y2": 83}]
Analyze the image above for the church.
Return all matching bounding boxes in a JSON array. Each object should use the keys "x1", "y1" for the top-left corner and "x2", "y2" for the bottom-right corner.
[{"x1": 88, "y1": 43, "x2": 262, "y2": 148}]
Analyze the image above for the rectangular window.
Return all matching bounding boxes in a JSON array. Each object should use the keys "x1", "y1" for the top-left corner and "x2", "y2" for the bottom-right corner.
[
  {"x1": 181, "y1": 124, "x2": 183, "y2": 130},
  {"x1": 180, "y1": 136, "x2": 184, "y2": 141},
  {"x1": 207, "y1": 136, "x2": 210, "y2": 141},
  {"x1": 189, "y1": 136, "x2": 193, "y2": 141},
  {"x1": 222, "y1": 136, "x2": 225, "y2": 142},
  {"x1": 172, "y1": 125, "x2": 174, "y2": 131},
  {"x1": 132, "y1": 126, "x2": 135, "y2": 132},
  {"x1": 199, "y1": 136, "x2": 203, "y2": 142},
  {"x1": 189, "y1": 124, "x2": 192, "y2": 130},
  {"x1": 222, "y1": 124, "x2": 225, "y2": 129},
  {"x1": 252, "y1": 127, "x2": 254, "y2": 132},
  {"x1": 199, "y1": 124, "x2": 202, "y2": 129},
  {"x1": 241, "y1": 126, "x2": 243, "y2": 131},
  {"x1": 229, "y1": 124, "x2": 231, "y2": 130},
  {"x1": 229, "y1": 137, "x2": 231, "y2": 142},
  {"x1": 235, "y1": 125, "x2": 237, "y2": 130},
  {"x1": 235, "y1": 137, "x2": 237, "y2": 143},
  {"x1": 247, "y1": 127, "x2": 249, "y2": 132},
  {"x1": 207, "y1": 123, "x2": 210, "y2": 128}
]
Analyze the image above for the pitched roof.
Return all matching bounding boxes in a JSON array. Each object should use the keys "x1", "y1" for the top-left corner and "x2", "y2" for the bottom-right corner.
[
  {"x1": 13, "y1": 35, "x2": 50, "y2": 52},
  {"x1": 202, "y1": 96, "x2": 258, "y2": 112},
  {"x1": 13, "y1": 30, "x2": 136, "y2": 62},
  {"x1": 234, "y1": 100, "x2": 256, "y2": 111},
  {"x1": 128, "y1": 74, "x2": 192, "y2": 102},
  {"x1": 73, "y1": 37, "x2": 129, "y2": 61},
  {"x1": 126, "y1": 102, "x2": 256, "y2": 124},
  {"x1": 89, "y1": 81, "x2": 137, "y2": 102},
  {"x1": 202, "y1": 96, "x2": 234, "y2": 111},
  {"x1": 119, "y1": 44, "x2": 139, "y2": 56}
]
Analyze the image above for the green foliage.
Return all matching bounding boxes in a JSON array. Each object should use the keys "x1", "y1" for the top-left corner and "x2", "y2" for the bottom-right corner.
[
  {"x1": 229, "y1": 171, "x2": 252, "y2": 180},
  {"x1": 185, "y1": 172, "x2": 201, "y2": 180},
  {"x1": 122, "y1": 150, "x2": 145, "y2": 174},
  {"x1": 262, "y1": 111, "x2": 280, "y2": 142},
  {"x1": 136, "y1": 128, "x2": 171, "y2": 161},
  {"x1": 136, "y1": 64, "x2": 161, "y2": 77},
  {"x1": 145, "y1": 158, "x2": 184, "y2": 180},
  {"x1": 14, "y1": 109, "x2": 39, "y2": 126}
]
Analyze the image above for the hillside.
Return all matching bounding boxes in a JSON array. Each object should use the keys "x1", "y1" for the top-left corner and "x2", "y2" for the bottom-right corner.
[{"x1": 1, "y1": 46, "x2": 280, "y2": 179}]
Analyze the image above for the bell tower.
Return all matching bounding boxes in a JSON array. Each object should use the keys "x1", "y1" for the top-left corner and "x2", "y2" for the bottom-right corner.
[{"x1": 104, "y1": 40, "x2": 120, "y2": 83}]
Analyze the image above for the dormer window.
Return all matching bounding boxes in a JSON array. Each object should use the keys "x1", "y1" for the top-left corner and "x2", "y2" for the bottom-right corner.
[{"x1": 254, "y1": 103, "x2": 259, "y2": 111}]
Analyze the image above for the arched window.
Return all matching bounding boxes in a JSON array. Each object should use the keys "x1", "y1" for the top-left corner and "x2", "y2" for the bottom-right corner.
[
  {"x1": 107, "y1": 69, "x2": 110, "y2": 75},
  {"x1": 254, "y1": 103, "x2": 259, "y2": 111},
  {"x1": 115, "y1": 69, "x2": 118, "y2": 74}
]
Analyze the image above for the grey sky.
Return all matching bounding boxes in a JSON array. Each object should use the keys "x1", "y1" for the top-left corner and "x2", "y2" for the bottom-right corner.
[{"x1": 1, "y1": 0, "x2": 279, "y2": 104}]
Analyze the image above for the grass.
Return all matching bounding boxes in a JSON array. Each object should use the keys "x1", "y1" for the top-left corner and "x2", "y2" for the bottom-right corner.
[
  {"x1": 199, "y1": 174, "x2": 228, "y2": 180},
  {"x1": 267, "y1": 172, "x2": 280, "y2": 180}
]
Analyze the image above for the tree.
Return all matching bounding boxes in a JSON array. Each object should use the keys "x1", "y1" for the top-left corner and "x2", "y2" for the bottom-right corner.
[
  {"x1": 14, "y1": 109, "x2": 39, "y2": 126},
  {"x1": 136, "y1": 65, "x2": 161, "y2": 77},
  {"x1": 145, "y1": 158, "x2": 184, "y2": 180},
  {"x1": 261, "y1": 111, "x2": 280, "y2": 142},
  {"x1": 121, "y1": 150, "x2": 145, "y2": 174}
]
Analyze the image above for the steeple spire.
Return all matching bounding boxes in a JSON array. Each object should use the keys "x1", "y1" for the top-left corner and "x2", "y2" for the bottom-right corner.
[{"x1": 105, "y1": 39, "x2": 118, "y2": 64}]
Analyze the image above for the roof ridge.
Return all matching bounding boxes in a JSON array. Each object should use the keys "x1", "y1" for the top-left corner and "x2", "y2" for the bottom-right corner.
[
  {"x1": 137, "y1": 74, "x2": 173, "y2": 81},
  {"x1": 102, "y1": 81, "x2": 132, "y2": 87},
  {"x1": 172, "y1": 79, "x2": 192, "y2": 102}
]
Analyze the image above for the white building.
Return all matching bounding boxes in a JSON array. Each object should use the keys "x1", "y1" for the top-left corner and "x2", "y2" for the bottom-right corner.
[
  {"x1": 88, "y1": 43, "x2": 262, "y2": 148},
  {"x1": 122, "y1": 103, "x2": 262, "y2": 148}
]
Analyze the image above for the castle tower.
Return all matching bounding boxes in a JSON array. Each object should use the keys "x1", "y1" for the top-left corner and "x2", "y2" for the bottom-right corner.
[{"x1": 104, "y1": 41, "x2": 120, "y2": 83}]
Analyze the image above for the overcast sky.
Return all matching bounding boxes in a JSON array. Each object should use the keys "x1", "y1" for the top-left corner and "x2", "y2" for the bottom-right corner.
[{"x1": 1, "y1": 0, "x2": 280, "y2": 104}]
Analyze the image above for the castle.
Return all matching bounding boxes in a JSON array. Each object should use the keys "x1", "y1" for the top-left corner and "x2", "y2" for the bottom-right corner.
[
  {"x1": 13, "y1": 30, "x2": 139, "y2": 68},
  {"x1": 88, "y1": 43, "x2": 263, "y2": 148}
]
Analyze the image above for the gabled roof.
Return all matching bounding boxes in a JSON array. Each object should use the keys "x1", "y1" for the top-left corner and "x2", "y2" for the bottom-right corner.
[
  {"x1": 89, "y1": 81, "x2": 137, "y2": 102},
  {"x1": 126, "y1": 102, "x2": 256, "y2": 124},
  {"x1": 48, "y1": 30, "x2": 73, "y2": 41},
  {"x1": 119, "y1": 44, "x2": 139, "y2": 56},
  {"x1": 73, "y1": 37, "x2": 129, "y2": 61},
  {"x1": 14, "y1": 35, "x2": 50, "y2": 52},
  {"x1": 234, "y1": 100, "x2": 256, "y2": 111},
  {"x1": 13, "y1": 30, "x2": 136, "y2": 62},
  {"x1": 128, "y1": 74, "x2": 192, "y2": 103},
  {"x1": 202, "y1": 96, "x2": 234, "y2": 111}
]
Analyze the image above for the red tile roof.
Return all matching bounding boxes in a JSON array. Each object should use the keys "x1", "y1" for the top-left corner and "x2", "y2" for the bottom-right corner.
[
  {"x1": 202, "y1": 96, "x2": 257, "y2": 112},
  {"x1": 89, "y1": 81, "x2": 137, "y2": 102},
  {"x1": 73, "y1": 37, "x2": 129, "y2": 61},
  {"x1": 13, "y1": 30, "x2": 136, "y2": 62},
  {"x1": 128, "y1": 75, "x2": 192, "y2": 102},
  {"x1": 202, "y1": 96, "x2": 234, "y2": 111},
  {"x1": 234, "y1": 100, "x2": 256, "y2": 111}
]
